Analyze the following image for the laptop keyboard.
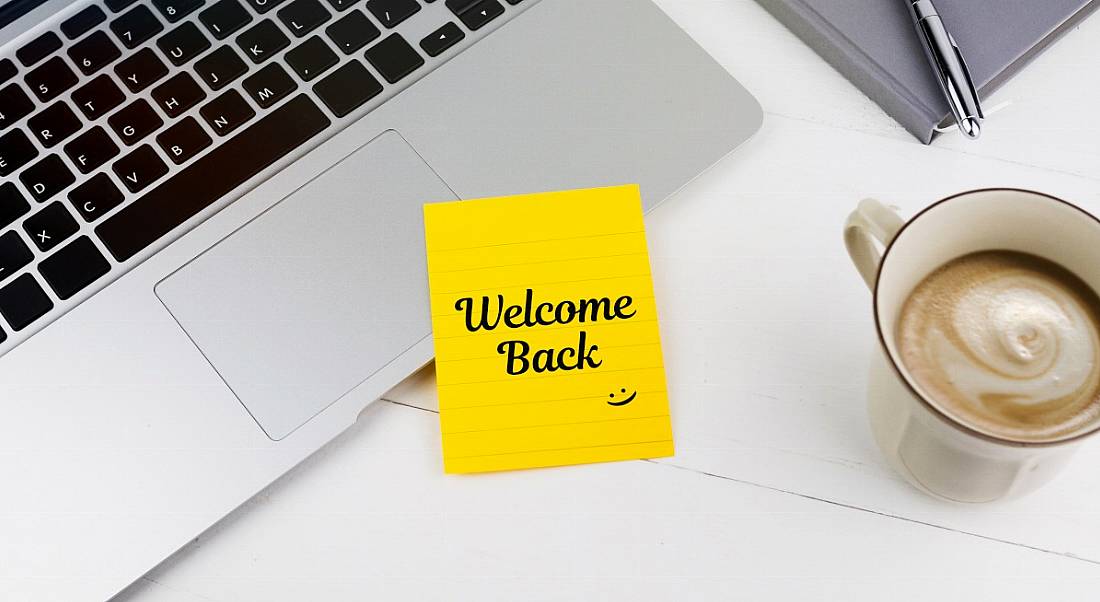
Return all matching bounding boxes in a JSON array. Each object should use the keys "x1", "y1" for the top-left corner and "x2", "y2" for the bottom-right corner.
[{"x1": 0, "y1": 0, "x2": 530, "y2": 352}]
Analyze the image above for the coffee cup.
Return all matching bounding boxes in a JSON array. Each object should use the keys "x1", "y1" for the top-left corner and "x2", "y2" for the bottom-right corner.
[{"x1": 845, "y1": 189, "x2": 1100, "y2": 503}]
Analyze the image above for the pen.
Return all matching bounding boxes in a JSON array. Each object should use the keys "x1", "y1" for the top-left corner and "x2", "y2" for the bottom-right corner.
[{"x1": 906, "y1": 0, "x2": 985, "y2": 139}]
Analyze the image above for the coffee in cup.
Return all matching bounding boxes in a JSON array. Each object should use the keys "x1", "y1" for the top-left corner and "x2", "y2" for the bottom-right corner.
[
  {"x1": 896, "y1": 250, "x2": 1100, "y2": 443},
  {"x1": 845, "y1": 190, "x2": 1100, "y2": 502}
]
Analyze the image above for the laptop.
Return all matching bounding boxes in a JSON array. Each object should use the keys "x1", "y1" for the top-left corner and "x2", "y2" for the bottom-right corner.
[{"x1": 0, "y1": 0, "x2": 762, "y2": 598}]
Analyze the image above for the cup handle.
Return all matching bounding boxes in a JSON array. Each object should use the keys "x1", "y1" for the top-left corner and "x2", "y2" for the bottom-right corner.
[{"x1": 844, "y1": 199, "x2": 906, "y2": 290}]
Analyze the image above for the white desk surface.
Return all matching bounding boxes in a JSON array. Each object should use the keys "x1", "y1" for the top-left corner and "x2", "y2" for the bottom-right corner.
[{"x1": 117, "y1": 1, "x2": 1100, "y2": 600}]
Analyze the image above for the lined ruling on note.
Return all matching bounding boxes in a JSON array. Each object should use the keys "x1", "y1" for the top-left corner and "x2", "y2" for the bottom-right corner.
[{"x1": 424, "y1": 185, "x2": 674, "y2": 473}]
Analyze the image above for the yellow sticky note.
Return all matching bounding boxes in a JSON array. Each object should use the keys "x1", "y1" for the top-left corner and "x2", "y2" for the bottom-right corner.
[{"x1": 424, "y1": 185, "x2": 674, "y2": 474}]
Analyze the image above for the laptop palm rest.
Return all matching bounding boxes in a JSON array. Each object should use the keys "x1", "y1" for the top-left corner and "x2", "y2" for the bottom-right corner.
[{"x1": 155, "y1": 131, "x2": 457, "y2": 440}]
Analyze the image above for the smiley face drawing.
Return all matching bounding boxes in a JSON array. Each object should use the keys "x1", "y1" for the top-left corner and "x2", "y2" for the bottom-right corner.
[{"x1": 607, "y1": 388, "x2": 637, "y2": 406}]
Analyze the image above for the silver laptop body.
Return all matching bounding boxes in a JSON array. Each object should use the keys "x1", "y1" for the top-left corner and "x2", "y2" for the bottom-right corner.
[{"x1": 0, "y1": 0, "x2": 762, "y2": 599}]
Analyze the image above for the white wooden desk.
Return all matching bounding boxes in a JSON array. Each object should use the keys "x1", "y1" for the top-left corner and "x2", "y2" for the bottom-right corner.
[{"x1": 116, "y1": 1, "x2": 1100, "y2": 600}]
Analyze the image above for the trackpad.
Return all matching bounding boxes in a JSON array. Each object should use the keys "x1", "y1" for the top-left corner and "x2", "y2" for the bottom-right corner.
[{"x1": 156, "y1": 131, "x2": 457, "y2": 440}]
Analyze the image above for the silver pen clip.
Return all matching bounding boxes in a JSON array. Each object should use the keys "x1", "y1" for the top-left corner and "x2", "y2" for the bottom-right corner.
[{"x1": 908, "y1": 0, "x2": 985, "y2": 139}]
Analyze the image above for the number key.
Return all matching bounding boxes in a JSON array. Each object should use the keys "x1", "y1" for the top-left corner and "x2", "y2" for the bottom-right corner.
[
  {"x1": 67, "y1": 31, "x2": 122, "y2": 75},
  {"x1": 25, "y1": 56, "x2": 78, "y2": 102},
  {"x1": 152, "y1": 0, "x2": 205, "y2": 23},
  {"x1": 110, "y1": 5, "x2": 165, "y2": 49}
]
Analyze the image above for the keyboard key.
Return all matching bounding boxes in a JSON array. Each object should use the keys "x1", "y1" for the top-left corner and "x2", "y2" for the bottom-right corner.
[
  {"x1": 108, "y1": 99, "x2": 163, "y2": 145},
  {"x1": 195, "y1": 45, "x2": 247, "y2": 90},
  {"x1": 69, "y1": 173, "x2": 125, "y2": 222},
  {"x1": 157, "y1": 21, "x2": 212, "y2": 66},
  {"x1": 285, "y1": 36, "x2": 337, "y2": 81},
  {"x1": 453, "y1": 0, "x2": 503, "y2": 30},
  {"x1": 420, "y1": 21, "x2": 463, "y2": 57},
  {"x1": 243, "y1": 0, "x2": 289, "y2": 14},
  {"x1": 24, "y1": 201, "x2": 79, "y2": 252},
  {"x1": 366, "y1": 0, "x2": 419, "y2": 28},
  {"x1": 365, "y1": 33, "x2": 423, "y2": 83},
  {"x1": 242, "y1": 62, "x2": 296, "y2": 108},
  {"x1": 105, "y1": 0, "x2": 140, "y2": 12},
  {"x1": 16, "y1": 32, "x2": 62, "y2": 67},
  {"x1": 97, "y1": 95, "x2": 330, "y2": 261},
  {"x1": 114, "y1": 48, "x2": 169, "y2": 92},
  {"x1": 67, "y1": 31, "x2": 122, "y2": 75},
  {"x1": 236, "y1": 19, "x2": 290, "y2": 64},
  {"x1": 20, "y1": 154, "x2": 75, "y2": 202},
  {"x1": 324, "y1": 0, "x2": 356, "y2": 11},
  {"x1": 71, "y1": 74, "x2": 126, "y2": 120},
  {"x1": 25, "y1": 56, "x2": 78, "y2": 102},
  {"x1": 0, "y1": 183, "x2": 31, "y2": 229},
  {"x1": 152, "y1": 0, "x2": 205, "y2": 23},
  {"x1": 0, "y1": 274, "x2": 53, "y2": 331},
  {"x1": 0, "y1": 129, "x2": 38, "y2": 176},
  {"x1": 64, "y1": 126, "x2": 120, "y2": 173},
  {"x1": 113, "y1": 144, "x2": 169, "y2": 192},
  {"x1": 200, "y1": 0, "x2": 253, "y2": 40},
  {"x1": 0, "y1": 231, "x2": 33, "y2": 284},
  {"x1": 61, "y1": 6, "x2": 108, "y2": 40},
  {"x1": 151, "y1": 72, "x2": 207, "y2": 117},
  {"x1": 444, "y1": 0, "x2": 479, "y2": 12},
  {"x1": 313, "y1": 59, "x2": 381, "y2": 117},
  {"x1": 27, "y1": 101, "x2": 81, "y2": 148},
  {"x1": 200, "y1": 88, "x2": 255, "y2": 135},
  {"x1": 0, "y1": 59, "x2": 15, "y2": 84},
  {"x1": 278, "y1": 0, "x2": 331, "y2": 37},
  {"x1": 325, "y1": 9, "x2": 379, "y2": 55},
  {"x1": 39, "y1": 236, "x2": 111, "y2": 300},
  {"x1": 111, "y1": 5, "x2": 165, "y2": 49},
  {"x1": 157, "y1": 117, "x2": 212, "y2": 164},
  {"x1": 0, "y1": 83, "x2": 34, "y2": 130}
]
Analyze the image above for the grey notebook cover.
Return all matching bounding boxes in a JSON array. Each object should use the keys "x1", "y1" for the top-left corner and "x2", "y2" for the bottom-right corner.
[{"x1": 755, "y1": 0, "x2": 1099, "y2": 143}]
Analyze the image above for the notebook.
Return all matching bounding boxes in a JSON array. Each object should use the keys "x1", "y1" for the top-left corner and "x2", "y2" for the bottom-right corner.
[
  {"x1": 754, "y1": 0, "x2": 1099, "y2": 143},
  {"x1": 423, "y1": 185, "x2": 675, "y2": 474}
]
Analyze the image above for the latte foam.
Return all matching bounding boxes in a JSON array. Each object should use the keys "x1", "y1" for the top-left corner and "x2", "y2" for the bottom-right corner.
[{"x1": 897, "y1": 251, "x2": 1100, "y2": 442}]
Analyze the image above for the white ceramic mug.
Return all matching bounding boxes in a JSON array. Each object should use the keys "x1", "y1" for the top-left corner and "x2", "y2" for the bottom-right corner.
[{"x1": 845, "y1": 189, "x2": 1100, "y2": 503}]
